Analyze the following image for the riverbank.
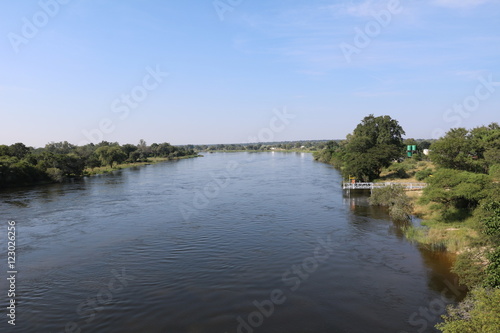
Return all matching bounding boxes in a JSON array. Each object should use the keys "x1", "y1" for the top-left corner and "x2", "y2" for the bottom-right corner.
[
  {"x1": 375, "y1": 160, "x2": 480, "y2": 254},
  {"x1": 84, "y1": 154, "x2": 201, "y2": 176},
  {"x1": 0, "y1": 155, "x2": 201, "y2": 190}
]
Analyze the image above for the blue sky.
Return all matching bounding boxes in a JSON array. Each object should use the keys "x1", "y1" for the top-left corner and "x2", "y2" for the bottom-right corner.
[{"x1": 1, "y1": 0, "x2": 499, "y2": 147}]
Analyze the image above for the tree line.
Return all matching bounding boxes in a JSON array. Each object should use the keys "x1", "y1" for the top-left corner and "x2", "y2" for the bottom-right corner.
[
  {"x1": 194, "y1": 140, "x2": 329, "y2": 152},
  {"x1": 423, "y1": 124, "x2": 500, "y2": 332},
  {"x1": 314, "y1": 115, "x2": 500, "y2": 331},
  {"x1": 0, "y1": 140, "x2": 197, "y2": 187}
]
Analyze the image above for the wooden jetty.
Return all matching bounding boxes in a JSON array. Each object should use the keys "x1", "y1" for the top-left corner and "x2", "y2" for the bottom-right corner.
[{"x1": 342, "y1": 182, "x2": 427, "y2": 191}]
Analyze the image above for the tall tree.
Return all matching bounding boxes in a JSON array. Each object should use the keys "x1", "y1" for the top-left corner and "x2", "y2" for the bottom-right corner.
[
  {"x1": 343, "y1": 115, "x2": 405, "y2": 181},
  {"x1": 430, "y1": 124, "x2": 500, "y2": 174},
  {"x1": 95, "y1": 146, "x2": 127, "y2": 168},
  {"x1": 9, "y1": 142, "x2": 31, "y2": 159}
]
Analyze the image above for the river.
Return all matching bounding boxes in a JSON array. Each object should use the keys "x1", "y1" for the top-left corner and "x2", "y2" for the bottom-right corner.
[{"x1": 0, "y1": 152, "x2": 465, "y2": 333}]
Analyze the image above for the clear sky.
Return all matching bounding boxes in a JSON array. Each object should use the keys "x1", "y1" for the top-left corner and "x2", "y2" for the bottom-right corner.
[{"x1": 1, "y1": 0, "x2": 499, "y2": 147}]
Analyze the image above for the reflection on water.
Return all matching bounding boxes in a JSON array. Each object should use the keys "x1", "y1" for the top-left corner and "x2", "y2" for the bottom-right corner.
[{"x1": 0, "y1": 153, "x2": 464, "y2": 333}]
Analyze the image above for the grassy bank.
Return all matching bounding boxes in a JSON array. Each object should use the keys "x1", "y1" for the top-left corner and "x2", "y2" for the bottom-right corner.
[
  {"x1": 375, "y1": 159, "x2": 480, "y2": 253},
  {"x1": 84, "y1": 155, "x2": 200, "y2": 176}
]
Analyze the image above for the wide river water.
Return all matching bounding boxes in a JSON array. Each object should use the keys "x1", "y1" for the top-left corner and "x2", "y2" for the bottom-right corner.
[{"x1": 0, "y1": 152, "x2": 465, "y2": 333}]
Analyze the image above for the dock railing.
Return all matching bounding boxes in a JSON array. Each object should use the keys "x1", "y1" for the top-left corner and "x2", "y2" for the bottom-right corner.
[{"x1": 342, "y1": 182, "x2": 427, "y2": 191}]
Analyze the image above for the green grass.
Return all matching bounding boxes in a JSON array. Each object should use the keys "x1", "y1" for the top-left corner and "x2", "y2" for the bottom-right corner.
[
  {"x1": 84, "y1": 155, "x2": 200, "y2": 176},
  {"x1": 403, "y1": 219, "x2": 480, "y2": 253},
  {"x1": 377, "y1": 159, "x2": 434, "y2": 183},
  {"x1": 375, "y1": 159, "x2": 481, "y2": 253}
]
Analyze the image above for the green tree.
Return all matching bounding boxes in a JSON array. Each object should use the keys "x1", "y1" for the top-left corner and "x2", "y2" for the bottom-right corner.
[
  {"x1": 430, "y1": 125, "x2": 500, "y2": 174},
  {"x1": 95, "y1": 146, "x2": 127, "y2": 168},
  {"x1": 420, "y1": 169, "x2": 490, "y2": 221},
  {"x1": 121, "y1": 144, "x2": 138, "y2": 161},
  {"x1": 313, "y1": 140, "x2": 339, "y2": 164},
  {"x1": 45, "y1": 141, "x2": 75, "y2": 154},
  {"x1": 0, "y1": 145, "x2": 10, "y2": 156},
  {"x1": 150, "y1": 143, "x2": 159, "y2": 157},
  {"x1": 342, "y1": 115, "x2": 405, "y2": 181},
  {"x1": 86, "y1": 153, "x2": 102, "y2": 170},
  {"x1": 137, "y1": 139, "x2": 150, "y2": 159},
  {"x1": 9, "y1": 142, "x2": 31, "y2": 159},
  {"x1": 157, "y1": 143, "x2": 174, "y2": 157}
]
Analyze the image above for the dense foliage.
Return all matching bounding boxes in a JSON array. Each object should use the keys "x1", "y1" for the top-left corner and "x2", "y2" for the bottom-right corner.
[
  {"x1": 421, "y1": 169, "x2": 491, "y2": 221},
  {"x1": 424, "y1": 124, "x2": 500, "y2": 332},
  {"x1": 316, "y1": 119, "x2": 500, "y2": 331},
  {"x1": 430, "y1": 124, "x2": 500, "y2": 174},
  {"x1": 314, "y1": 114, "x2": 406, "y2": 181},
  {"x1": 436, "y1": 288, "x2": 500, "y2": 333},
  {"x1": 369, "y1": 185, "x2": 413, "y2": 221},
  {"x1": 0, "y1": 140, "x2": 196, "y2": 187}
]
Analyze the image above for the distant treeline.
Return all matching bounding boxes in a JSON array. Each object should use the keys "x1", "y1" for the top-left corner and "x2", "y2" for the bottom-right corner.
[
  {"x1": 193, "y1": 140, "x2": 330, "y2": 152},
  {"x1": 0, "y1": 140, "x2": 196, "y2": 187}
]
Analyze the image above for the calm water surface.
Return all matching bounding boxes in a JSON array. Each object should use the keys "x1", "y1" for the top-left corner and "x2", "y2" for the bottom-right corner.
[{"x1": 0, "y1": 153, "x2": 464, "y2": 333}]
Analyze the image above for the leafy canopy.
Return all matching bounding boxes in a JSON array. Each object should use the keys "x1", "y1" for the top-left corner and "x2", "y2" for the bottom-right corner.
[{"x1": 343, "y1": 115, "x2": 405, "y2": 181}]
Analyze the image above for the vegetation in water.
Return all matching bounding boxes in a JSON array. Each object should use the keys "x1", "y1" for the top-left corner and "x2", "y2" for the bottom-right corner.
[{"x1": 369, "y1": 185, "x2": 413, "y2": 221}]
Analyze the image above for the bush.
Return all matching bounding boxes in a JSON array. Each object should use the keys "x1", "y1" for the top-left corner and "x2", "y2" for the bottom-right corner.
[
  {"x1": 452, "y1": 251, "x2": 487, "y2": 288},
  {"x1": 415, "y1": 168, "x2": 433, "y2": 181},
  {"x1": 489, "y1": 164, "x2": 500, "y2": 180},
  {"x1": 388, "y1": 165, "x2": 409, "y2": 178},
  {"x1": 485, "y1": 248, "x2": 500, "y2": 288},
  {"x1": 370, "y1": 185, "x2": 413, "y2": 221},
  {"x1": 420, "y1": 169, "x2": 491, "y2": 222},
  {"x1": 46, "y1": 168, "x2": 64, "y2": 182},
  {"x1": 436, "y1": 287, "x2": 500, "y2": 333}
]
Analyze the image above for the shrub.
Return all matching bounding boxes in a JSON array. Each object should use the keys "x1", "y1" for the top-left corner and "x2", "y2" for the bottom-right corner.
[
  {"x1": 370, "y1": 185, "x2": 413, "y2": 221},
  {"x1": 485, "y1": 248, "x2": 500, "y2": 288},
  {"x1": 420, "y1": 169, "x2": 491, "y2": 222},
  {"x1": 436, "y1": 287, "x2": 500, "y2": 333},
  {"x1": 415, "y1": 168, "x2": 433, "y2": 181},
  {"x1": 46, "y1": 168, "x2": 64, "y2": 182},
  {"x1": 452, "y1": 251, "x2": 487, "y2": 288},
  {"x1": 489, "y1": 164, "x2": 500, "y2": 181}
]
